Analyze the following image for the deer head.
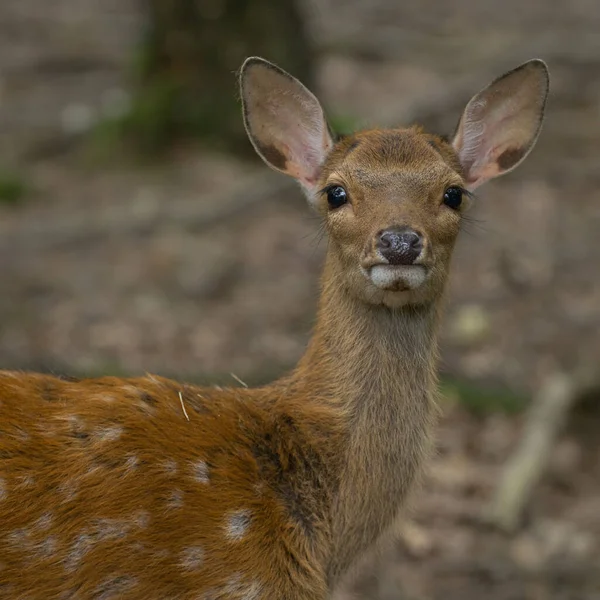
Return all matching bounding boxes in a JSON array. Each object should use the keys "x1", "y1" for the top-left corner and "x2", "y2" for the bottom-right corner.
[{"x1": 240, "y1": 58, "x2": 548, "y2": 309}]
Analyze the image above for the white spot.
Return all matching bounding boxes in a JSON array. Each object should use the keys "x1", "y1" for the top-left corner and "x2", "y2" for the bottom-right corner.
[
  {"x1": 0, "y1": 477, "x2": 5, "y2": 501},
  {"x1": 65, "y1": 414, "x2": 85, "y2": 429},
  {"x1": 94, "y1": 425, "x2": 123, "y2": 442},
  {"x1": 58, "y1": 479, "x2": 78, "y2": 501},
  {"x1": 222, "y1": 573, "x2": 262, "y2": 599},
  {"x1": 37, "y1": 535, "x2": 57, "y2": 558},
  {"x1": 193, "y1": 460, "x2": 210, "y2": 484},
  {"x1": 65, "y1": 533, "x2": 93, "y2": 572},
  {"x1": 161, "y1": 459, "x2": 178, "y2": 475},
  {"x1": 124, "y1": 455, "x2": 139, "y2": 471},
  {"x1": 243, "y1": 581, "x2": 263, "y2": 600},
  {"x1": 33, "y1": 512, "x2": 54, "y2": 531},
  {"x1": 225, "y1": 510, "x2": 251, "y2": 541},
  {"x1": 167, "y1": 489, "x2": 184, "y2": 509},
  {"x1": 93, "y1": 518, "x2": 130, "y2": 540},
  {"x1": 179, "y1": 546, "x2": 204, "y2": 571}
]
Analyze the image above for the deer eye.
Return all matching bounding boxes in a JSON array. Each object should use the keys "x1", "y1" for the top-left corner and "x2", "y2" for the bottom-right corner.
[
  {"x1": 443, "y1": 186, "x2": 463, "y2": 210},
  {"x1": 326, "y1": 185, "x2": 348, "y2": 209}
]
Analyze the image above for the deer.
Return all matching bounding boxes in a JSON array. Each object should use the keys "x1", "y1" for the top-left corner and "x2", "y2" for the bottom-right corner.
[{"x1": 0, "y1": 56, "x2": 548, "y2": 599}]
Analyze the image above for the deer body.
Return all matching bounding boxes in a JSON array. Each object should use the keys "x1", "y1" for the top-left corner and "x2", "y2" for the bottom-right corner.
[{"x1": 0, "y1": 58, "x2": 548, "y2": 599}]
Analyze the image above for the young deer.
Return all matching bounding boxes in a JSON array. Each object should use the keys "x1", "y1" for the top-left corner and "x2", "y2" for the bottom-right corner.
[{"x1": 0, "y1": 58, "x2": 548, "y2": 599}]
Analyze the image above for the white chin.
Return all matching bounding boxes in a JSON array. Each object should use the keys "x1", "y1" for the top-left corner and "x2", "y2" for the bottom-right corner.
[{"x1": 369, "y1": 265, "x2": 428, "y2": 291}]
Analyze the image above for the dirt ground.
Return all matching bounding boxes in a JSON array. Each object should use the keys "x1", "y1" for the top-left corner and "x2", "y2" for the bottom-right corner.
[{"x1": 1, "y1": 0, "x2": 600, "y2": 598}]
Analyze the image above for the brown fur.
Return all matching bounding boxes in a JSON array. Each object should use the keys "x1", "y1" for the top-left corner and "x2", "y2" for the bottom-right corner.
[{"x1": 0, "y1": 58, "x2": 548, "y2": 599}]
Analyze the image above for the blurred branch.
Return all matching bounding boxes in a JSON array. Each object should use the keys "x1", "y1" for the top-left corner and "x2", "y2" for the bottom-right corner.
[{"x1": 485, "y1": 369, "x2": 594, "y2": 532}]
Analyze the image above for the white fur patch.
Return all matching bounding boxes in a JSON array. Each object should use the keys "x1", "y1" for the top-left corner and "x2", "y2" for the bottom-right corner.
[
  {"x1": 124, "y1": 455, "x2": 139, "y2": 471},
  {"x1": 94, "y1": 425, "x2": 123, "y2": 442},
  {"x1": 162, "y1": 459, "x2": 178, "y2": 475},
  {"x1": 33, "y1": 512, "x2": 53, "y2": 531},
  {"x1": 223, "y1": 573, "x2": 263, "y2": 600},
  {"x1": 37, "y1": 536, "x2": 57, "y2": 557},
  {"x1": 179, "y1": 545, "x2": 205, "y2": 571},
  {"x1": 225, "y1": 510, "x2": 251, "y2": 541},
  {"x1": 193, "y1": 460, "x2": 210, "y2": 484},
  {"x1": 369, "y1": 265, "x2": 427, "y2": 291},
  {"x1": 65, "y1": 533, "x2": 93, "y2": 571}
]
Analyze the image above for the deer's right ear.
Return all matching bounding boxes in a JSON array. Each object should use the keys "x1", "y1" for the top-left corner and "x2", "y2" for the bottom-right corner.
[{"x1": 240, "y1": 57, "x2": 334, "y2": 196}]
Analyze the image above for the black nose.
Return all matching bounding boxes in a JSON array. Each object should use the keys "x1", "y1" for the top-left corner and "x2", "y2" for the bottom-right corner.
[{"x1": 377, "y1": 227, "x2": 423, "y2": 265}]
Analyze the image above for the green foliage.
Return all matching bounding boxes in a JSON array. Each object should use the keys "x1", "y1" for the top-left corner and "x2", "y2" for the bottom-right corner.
[
  {"x1": 87, "y1": 80, "x2": 177, "y2": 162},
  {"x1": 0, "y1": 171, "x2": 28, "y2": 206},
  {"x1": 329, "y1": 112, "x2": 362, "y2": 137},
  {"x1": 440, "y1": 376, "x2": 528, "y2": 415},
  {"x1": 87, "y1": 0, "x2": 316, "y2": 159},
  {"x1": 119, "y1": 80, "x2": 180, "y2": 154}
]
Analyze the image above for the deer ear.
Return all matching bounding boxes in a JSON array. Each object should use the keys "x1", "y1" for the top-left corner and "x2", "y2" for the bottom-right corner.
[
  {"x1": 240, "y1": 57, "x2": 334, "y2": 195},
  {"x1": 452, "y1": 59, "x2": 549, "y2": 190}
]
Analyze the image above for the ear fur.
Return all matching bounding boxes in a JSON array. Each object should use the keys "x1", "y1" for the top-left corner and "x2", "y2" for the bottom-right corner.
[
  {"x1": 240, "y1": 57, "x2": 333, "y2": 196},
  {"x1": 452, "y1": 59, "x2": 549, "y2": 189}
]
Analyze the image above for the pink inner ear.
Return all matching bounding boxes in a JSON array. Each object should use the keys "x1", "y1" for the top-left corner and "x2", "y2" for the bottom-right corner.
[
  {"x1": 454, "y1": 67, "x2": 546, "y2": 190},
  {"x1": 463, "y1": 161, "x2": 502, "y2": 188},
  {"x1": 454, "y1": 106, "x2": 522, "y2": 188},
  {"x1": 243, "y1": 63, "x2": 333, "y2": 191},
  {"x1": 284, "y1": 133, "x2": 332, "y2": 188}
]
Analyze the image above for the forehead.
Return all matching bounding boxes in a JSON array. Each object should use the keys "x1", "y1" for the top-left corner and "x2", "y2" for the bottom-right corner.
[{"x1": 323, "y1": 127, "x2": 463, "y2": 189}]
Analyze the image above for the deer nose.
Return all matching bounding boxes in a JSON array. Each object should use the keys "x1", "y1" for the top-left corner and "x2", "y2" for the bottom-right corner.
[{"x1": 377, "y1": 228, "x2": 423, "y2": 265}]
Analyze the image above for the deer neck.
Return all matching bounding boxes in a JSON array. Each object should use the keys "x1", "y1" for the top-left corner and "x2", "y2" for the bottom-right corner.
[{"x1": 294, "y1": 252, "x2": 441, "y2": 582}]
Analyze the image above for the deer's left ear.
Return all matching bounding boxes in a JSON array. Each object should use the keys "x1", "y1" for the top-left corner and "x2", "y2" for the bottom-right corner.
[{"x1": 452, "y1": 59, "x2": 549, "y2": 190}]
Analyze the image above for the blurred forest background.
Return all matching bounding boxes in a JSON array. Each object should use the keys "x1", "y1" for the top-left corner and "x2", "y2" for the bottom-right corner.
[{"x1": 1, "y1": 0, "x2": 600, "y2": 598}]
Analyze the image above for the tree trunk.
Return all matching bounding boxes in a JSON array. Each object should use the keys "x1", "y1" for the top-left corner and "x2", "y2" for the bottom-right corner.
[{"x1": 129, "y1": 0, "x2": 315, "y2": 154}]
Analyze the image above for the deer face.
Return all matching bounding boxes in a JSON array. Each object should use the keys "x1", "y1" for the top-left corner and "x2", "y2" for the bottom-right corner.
[
  {"x1": 316, "y1": 127, "x2": 469, "y2": 307},
  {"x1": 240, "y1": 58, "x2": 548, "y2": 308}
]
